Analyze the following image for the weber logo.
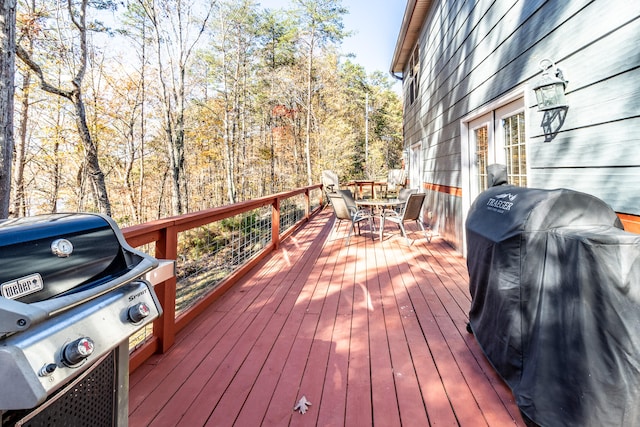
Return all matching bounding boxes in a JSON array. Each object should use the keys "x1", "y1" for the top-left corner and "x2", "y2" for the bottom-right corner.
[{"x1": 1, "y1": 273, "x2": 44, "y2": 300}]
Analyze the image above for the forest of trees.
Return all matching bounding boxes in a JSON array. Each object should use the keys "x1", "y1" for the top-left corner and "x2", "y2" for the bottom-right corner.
[{"x1": 1, "y1": 0, "x2": 403, "y2": 226}]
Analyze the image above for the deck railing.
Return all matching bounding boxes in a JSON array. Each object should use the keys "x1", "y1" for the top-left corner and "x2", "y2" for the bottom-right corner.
[{"x1": 123, "y1": 185, "x2": 324, "y2": 371}]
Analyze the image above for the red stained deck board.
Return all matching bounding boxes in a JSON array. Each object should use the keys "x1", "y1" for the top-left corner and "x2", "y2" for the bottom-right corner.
[
  {"x1": 368, "y1": 243, "x2": 403, "y2": 427},
  {"x1": 384, "y1": 244, "x2": 460, "y2": 426},
  {"x1": 343, "y1": 240, "x2": 374, "y2": 427},
  {"x1": 290, "y1": 237, "x2": 353, "y2": 426},
  {"x1": 185, "y1": 311, "x2": 290, "y2": 426},
  {"x1": 400, "y1": 238, "x2": 520, "y2": 426},
  {"x1": 394, "y1": 239, "x2": 496, "y2": 426},
  {"x1": 230, "y1": 310, "x2": 305, "y2": 426},
  {"x1": 380, "y1": 244, "x2": 434, "y2": 426},
  {"x1": 217, "y1": 225, "x2": 337, "y2": 426},
  {"x1": 130, "y1": 214, "x2": 327, "y2": 426},
  {"x1": 129, "y1": 208, "x2": 526, "y2": 427},
  {"x1": 188, "y1": 216, "x2": 331, "y2": 425},
  {"x1": 130, "y1": 240, "x2": 300, "y2": 421},
  {"x1": 128, "y1": 307, "x2": 248, "y2": 425},
  {"x1": 261, "y1": 312, "x2": 319, "y2": 426}
]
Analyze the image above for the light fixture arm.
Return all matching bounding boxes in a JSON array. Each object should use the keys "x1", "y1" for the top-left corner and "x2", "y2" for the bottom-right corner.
[{"x1": 539, "y1": 59, "x2": 568, "y2": 86}]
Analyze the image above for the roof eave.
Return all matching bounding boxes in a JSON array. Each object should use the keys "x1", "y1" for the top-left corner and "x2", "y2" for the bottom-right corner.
[{"x1": 389, "y1": 0, "x2": 434, "y2": 78}]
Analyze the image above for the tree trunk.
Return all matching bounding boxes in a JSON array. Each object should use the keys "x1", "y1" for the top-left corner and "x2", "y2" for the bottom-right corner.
[
  {"x1": 15, "y1": 0, "x2": 112, "y2": 216},
  {"x1": 72, "y1": 92, "x2": 111, "y2": 216},
  {"x1": 176, "y1": 67, "x2": 188, "y2": 213},
  {"x1": 14, "y1": 70, "x2": 29, "y2": 216},
  {"x1": 304, "y1": 50, "x2": 313, "y2": 186},
  {"x1": 0, "y1": 0, "x2": 16, "y2": 218},
  {"x1": 138, "y1": 28, "x2": 146, "y2": 222},
  {"x1": 50, "y1": 136, "x2": 60, "y2": 213}
]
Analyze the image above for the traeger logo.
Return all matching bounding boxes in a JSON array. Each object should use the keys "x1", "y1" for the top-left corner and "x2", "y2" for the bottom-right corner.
[{"x1": 486, "y1": 193, "x2": 517, "y2": 213}]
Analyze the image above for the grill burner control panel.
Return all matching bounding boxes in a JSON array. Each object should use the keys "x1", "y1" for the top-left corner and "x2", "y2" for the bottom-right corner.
[{"x1": 0, "y1": 280, "x2": 161, "y2": 410}]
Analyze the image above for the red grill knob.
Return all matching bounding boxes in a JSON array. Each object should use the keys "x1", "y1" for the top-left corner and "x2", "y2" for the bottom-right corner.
[
  {"x1": 62, "y1": 337, "x2": 95, "y2": 366},
  {"x1": 128, "y1": 302, "x2": 151, "y2": 323}
]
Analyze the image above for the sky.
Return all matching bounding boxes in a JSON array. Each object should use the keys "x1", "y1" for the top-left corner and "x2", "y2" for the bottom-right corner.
[{"x1": 258, "y1": 0, "x2": 406, "y2": 87}]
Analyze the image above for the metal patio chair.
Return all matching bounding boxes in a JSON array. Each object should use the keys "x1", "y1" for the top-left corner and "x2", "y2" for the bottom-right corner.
[
  {"x1": 384, "y1": 169, "x2": 407, "y2": 198},
  {"x1": 379, "y1": 192, "x2": 431, "y2": 245},
  {"x1": 322, "y1": 170, "x2": 340, "y2": 193},
  {"x1": 328, "y1": 192, "x2": 373, "y2": 245},
  {"x1": 385, "y1": 187, "x2": 417, "y2": 214},
  {"x1": 322, "y1": 170, "x2": 340, "y2": 207}
]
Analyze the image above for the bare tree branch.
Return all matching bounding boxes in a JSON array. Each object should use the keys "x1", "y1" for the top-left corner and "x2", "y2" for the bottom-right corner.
[{"x1": 16, "y1": 44, "x2": 73, "y2": 100}]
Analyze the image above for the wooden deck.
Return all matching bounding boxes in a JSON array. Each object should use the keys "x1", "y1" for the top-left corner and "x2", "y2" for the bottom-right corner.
[{"x1": 129, "y1": 208, "x2": 525, "y2": 426}]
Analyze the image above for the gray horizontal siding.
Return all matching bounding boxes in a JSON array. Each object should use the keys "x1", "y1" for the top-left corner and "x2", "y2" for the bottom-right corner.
[
  {"x1": 415, "y1": 0, "x2": 590, "y2": 131},
  {"x1": 401, "y1": 0, "x2": 640, "y2": 250},
  {"x1": 530, "y1": 167, "x2": 640, "y2": 214},
  {"x1": 529, "y1": 67, "x2": 640, "y2": 136},
  {"x1": 425, "y1": 189, "x2": 463, "y2": 252},
  {"x1": 530, "y1": 117, "x2": 640, "y2": 168}
]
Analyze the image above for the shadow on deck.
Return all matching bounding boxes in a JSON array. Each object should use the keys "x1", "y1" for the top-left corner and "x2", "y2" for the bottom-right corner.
[{"x1": 129, "y1": 208, "x2": 525, "y2": 426}]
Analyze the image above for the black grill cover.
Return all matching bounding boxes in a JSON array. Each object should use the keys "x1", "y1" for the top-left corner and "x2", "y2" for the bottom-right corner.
[{"x1": 466, "y1": 185, "x2": 640, "y2": 427}]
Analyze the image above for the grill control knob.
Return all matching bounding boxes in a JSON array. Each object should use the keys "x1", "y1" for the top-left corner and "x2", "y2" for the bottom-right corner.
[
  {"x1": 39, "y1": 363, "x2": 57, "y2": 377},
  {"x1": 128, "y1": 302, "x2": 151, "y2": 323},
  {"x1": 63, "y1": 337, "x2": 95, "y2": 366}
]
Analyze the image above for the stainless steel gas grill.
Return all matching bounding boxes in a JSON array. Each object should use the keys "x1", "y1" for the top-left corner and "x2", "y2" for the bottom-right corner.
[{"x1": 0, "y1": 213, "x2": 164, "y2": 427}]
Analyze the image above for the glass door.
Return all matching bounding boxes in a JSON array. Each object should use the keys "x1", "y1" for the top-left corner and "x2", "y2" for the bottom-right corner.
[
  {"x1": 461, "y1": 97, "x2": 527, "y2": 255},
  {"x1": 467, "y1": 98, "x2": 526, "y2": 200},
  {"x1": 468, "y1": 113, "x2": 493, "y2": 197}
]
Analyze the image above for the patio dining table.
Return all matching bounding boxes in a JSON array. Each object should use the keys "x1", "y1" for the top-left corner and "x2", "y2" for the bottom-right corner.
[{"x1": 355, "y1": 198, "x2": 404, "y2": 235}]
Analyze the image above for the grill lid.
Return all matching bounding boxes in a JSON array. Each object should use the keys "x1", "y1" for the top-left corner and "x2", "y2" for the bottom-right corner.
[{"x1": 0, "y1": 213, "x2": 157, "y2": 335}]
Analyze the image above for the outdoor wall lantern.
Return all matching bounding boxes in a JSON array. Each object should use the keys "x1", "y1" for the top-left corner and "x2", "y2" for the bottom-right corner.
[{"x1": 533, "y1": 59, "x2": 568, "y2": 111}]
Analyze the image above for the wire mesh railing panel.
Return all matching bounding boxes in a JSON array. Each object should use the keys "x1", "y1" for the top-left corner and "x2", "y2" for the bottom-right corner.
[
  {"x1": 129, "y1": 325, "x2": 153, "y2": 353},
  {"x1": 126, "y1": 187, "x2": 323, "y2": 366},
  {"x1": 132, "y1": 242, "x2": 156, "y2": 257},
  {"x1": 279, "y1": 193, "x2": 306, "y2": 235},
  {"x1": 174, "y1": 205, "x2": 272, "y2": 315},
  {"x1": 310, "y1": 188, "x2": 322, "y2": 211}
]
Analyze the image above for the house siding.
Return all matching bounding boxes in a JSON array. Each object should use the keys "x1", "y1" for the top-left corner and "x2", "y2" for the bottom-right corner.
[{"x1": 401, "y1": 0, "x2": 640, "y2": 252}]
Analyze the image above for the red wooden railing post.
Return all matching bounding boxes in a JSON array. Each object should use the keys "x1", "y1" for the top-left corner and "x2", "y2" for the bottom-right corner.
[
  {"x1": 272, "y1": 197, "x2": 281, "y2": 250},
  {"x1": 153, "y1": 225, "x2": 178, "y2": 352},
  {"x1": 305, "y1": 189, "x2": 310, "y2": 220}
]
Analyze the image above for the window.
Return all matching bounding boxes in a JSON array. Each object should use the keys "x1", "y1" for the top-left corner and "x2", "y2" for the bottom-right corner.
[
  {"x1": 502, "y1": 112, "x2": 526, "y2": 186},
  {"x1": 407, "y1": 45, "x2": 420, "y2": 105},
  {"x1": 474, "y1": 126, "x2": 489, "y2": 193}
]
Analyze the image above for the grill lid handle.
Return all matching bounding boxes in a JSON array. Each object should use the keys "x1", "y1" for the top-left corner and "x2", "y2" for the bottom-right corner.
[{"x1": 0, "y1": 297, "x2": 48, "y2": 336}]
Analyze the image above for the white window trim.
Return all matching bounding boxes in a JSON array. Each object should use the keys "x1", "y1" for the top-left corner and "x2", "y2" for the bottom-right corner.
[{"x1": 409, "y1": 141, "x2": 423, "y2": 192}]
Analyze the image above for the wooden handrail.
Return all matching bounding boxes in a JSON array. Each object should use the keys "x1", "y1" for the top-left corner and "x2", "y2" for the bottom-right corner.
[{"x1": 124, "y1": 185, "x2": 323, "y2": 371}]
